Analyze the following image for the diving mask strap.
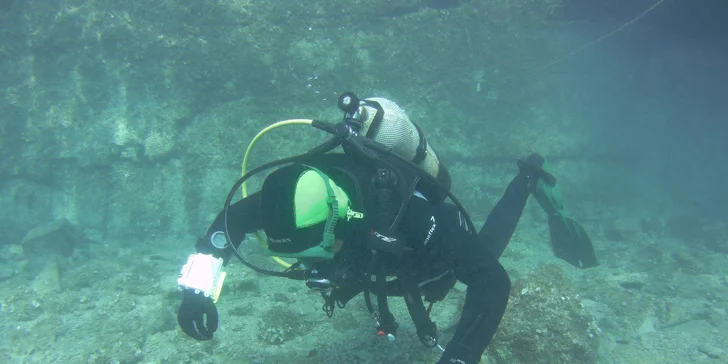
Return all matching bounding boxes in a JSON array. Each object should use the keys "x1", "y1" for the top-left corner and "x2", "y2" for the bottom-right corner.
[{"x1": 305, "y1": 166, "x2": 340, "y2": 252}]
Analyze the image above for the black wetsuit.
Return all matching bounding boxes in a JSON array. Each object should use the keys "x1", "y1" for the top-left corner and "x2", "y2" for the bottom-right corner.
[{"x1": 196, "y1": 154, "x2": 532, "y2": 364}]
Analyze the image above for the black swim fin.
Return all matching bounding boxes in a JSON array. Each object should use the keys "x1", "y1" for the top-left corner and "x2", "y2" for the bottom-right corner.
[
  {"x1": 546, "y1": 214, "x2": 598, "y2": 268},
  {"x1": 521, "y1": 155, "x2": 598, "y2": 269}
]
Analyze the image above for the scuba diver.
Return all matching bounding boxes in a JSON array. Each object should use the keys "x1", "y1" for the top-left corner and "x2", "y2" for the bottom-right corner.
[{"x1": 175, "y1": 93, "x2": 598, "y2": 364}]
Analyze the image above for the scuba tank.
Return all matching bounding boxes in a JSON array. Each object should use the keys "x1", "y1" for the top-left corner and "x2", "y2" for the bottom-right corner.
[{"x1": 338, "y1": 92, "x2": 451, "y2": 203}]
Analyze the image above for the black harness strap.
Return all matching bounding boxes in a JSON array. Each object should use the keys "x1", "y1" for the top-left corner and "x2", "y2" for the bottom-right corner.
[
  {"x1": 364, "y1": 101, "x2": 385, "y2": 139},
  {"x1": 375, "y1": 253, "x2": 398, "y2": 336},
  {"x1": 322, "y1": 291, "x2": 337, "y2": 318},
  {"x1": 362, "y1": 100, "x2": 429, "y2": 166},
  {"x1": 363, "y1": 166, "x2": 401, "y2": 338},
  {"x1": 411, "y1": 121, "x2": 428, "y2": 165},
  {"x1": 362, "y1": 251, "x2": 398, "y2": 337},
  {"x1": 399, "y1": 270, "x2": 439, "y2": 347}
]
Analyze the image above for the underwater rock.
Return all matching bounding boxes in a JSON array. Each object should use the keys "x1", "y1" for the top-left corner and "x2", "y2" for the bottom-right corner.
[
  {"x1": 486, "y1": 264, "x2": 598, "y2": 364},
  {"x1": 143, "y1": 130, "x2": 175, "y2": 161},
  {"x1": 258, "y1": 305, "x2": 310, "y2": 345},
  {"x1": 610, "y1": 272, "x2": 648, "y2": 290},
  {"x1": 21, "y1": 218, "x2": 86, "y2": 258},
  {"x1": 698, "y1": 344, "x2": 724, "y2": 359},
  {"x1": 0, "y1": 265, "x2": 14, "y2": 282},
  {"x1": 671, "y1": 251, "x2": 702, "y2": 275},
  {"x1": 32, "y1": 259, "x2": 62, "y2": 296}
]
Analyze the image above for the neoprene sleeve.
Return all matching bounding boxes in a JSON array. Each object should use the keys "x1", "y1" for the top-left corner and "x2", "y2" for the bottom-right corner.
[{"x1": 195, "y1": 192, "x2": 263, "y2": 264}]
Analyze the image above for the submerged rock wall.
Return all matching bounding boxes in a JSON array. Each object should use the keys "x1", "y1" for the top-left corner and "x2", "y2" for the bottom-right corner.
[{"x1": 0, "y1": 0, "x2": 567, "y2": 245}]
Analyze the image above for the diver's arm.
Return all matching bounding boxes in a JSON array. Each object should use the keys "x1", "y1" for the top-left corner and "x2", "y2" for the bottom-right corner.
[
  {"x1": 195, "y1": 191, "x2": 262, "y2": 264},
  {"x1": 440, "y1": 235, "x2": 511, "y2": 364},
  {"x1": 176, "y1": 192, "x2": 262, "y2": 341}
]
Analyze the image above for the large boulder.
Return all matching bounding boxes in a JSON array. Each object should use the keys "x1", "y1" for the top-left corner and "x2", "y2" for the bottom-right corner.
[
  {"x1": 487, "y1": 264, "x2": 599, "y2": 363},
  {"x1": 21, "y1": 218, "x2": 87, "y2": 258}
]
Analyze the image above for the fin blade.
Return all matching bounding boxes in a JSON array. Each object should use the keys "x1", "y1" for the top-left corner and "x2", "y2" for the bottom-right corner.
[{"x1": 548, "y1": 215, "x2": 598, "y2": 269}]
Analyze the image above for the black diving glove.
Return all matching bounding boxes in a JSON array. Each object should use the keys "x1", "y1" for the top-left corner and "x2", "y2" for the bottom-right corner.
[{"x1": 177, "y1": 289, "x2": 219, "y2": 341}]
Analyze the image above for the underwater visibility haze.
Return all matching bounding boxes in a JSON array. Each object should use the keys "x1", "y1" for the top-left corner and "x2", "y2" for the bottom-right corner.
[{"x1": 0, "y1": 0, "x2": 727, "y2": 363}]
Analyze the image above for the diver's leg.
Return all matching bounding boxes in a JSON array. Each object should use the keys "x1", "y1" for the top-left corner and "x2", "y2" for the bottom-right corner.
[{"x1": 478, "y1": 172, "x2": 531, "y2": 258}]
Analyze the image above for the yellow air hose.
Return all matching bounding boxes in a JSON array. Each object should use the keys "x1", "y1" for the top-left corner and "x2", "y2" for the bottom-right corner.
[{"x1": 241, "y1": 119, "x2": 314, "y2": 269}]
